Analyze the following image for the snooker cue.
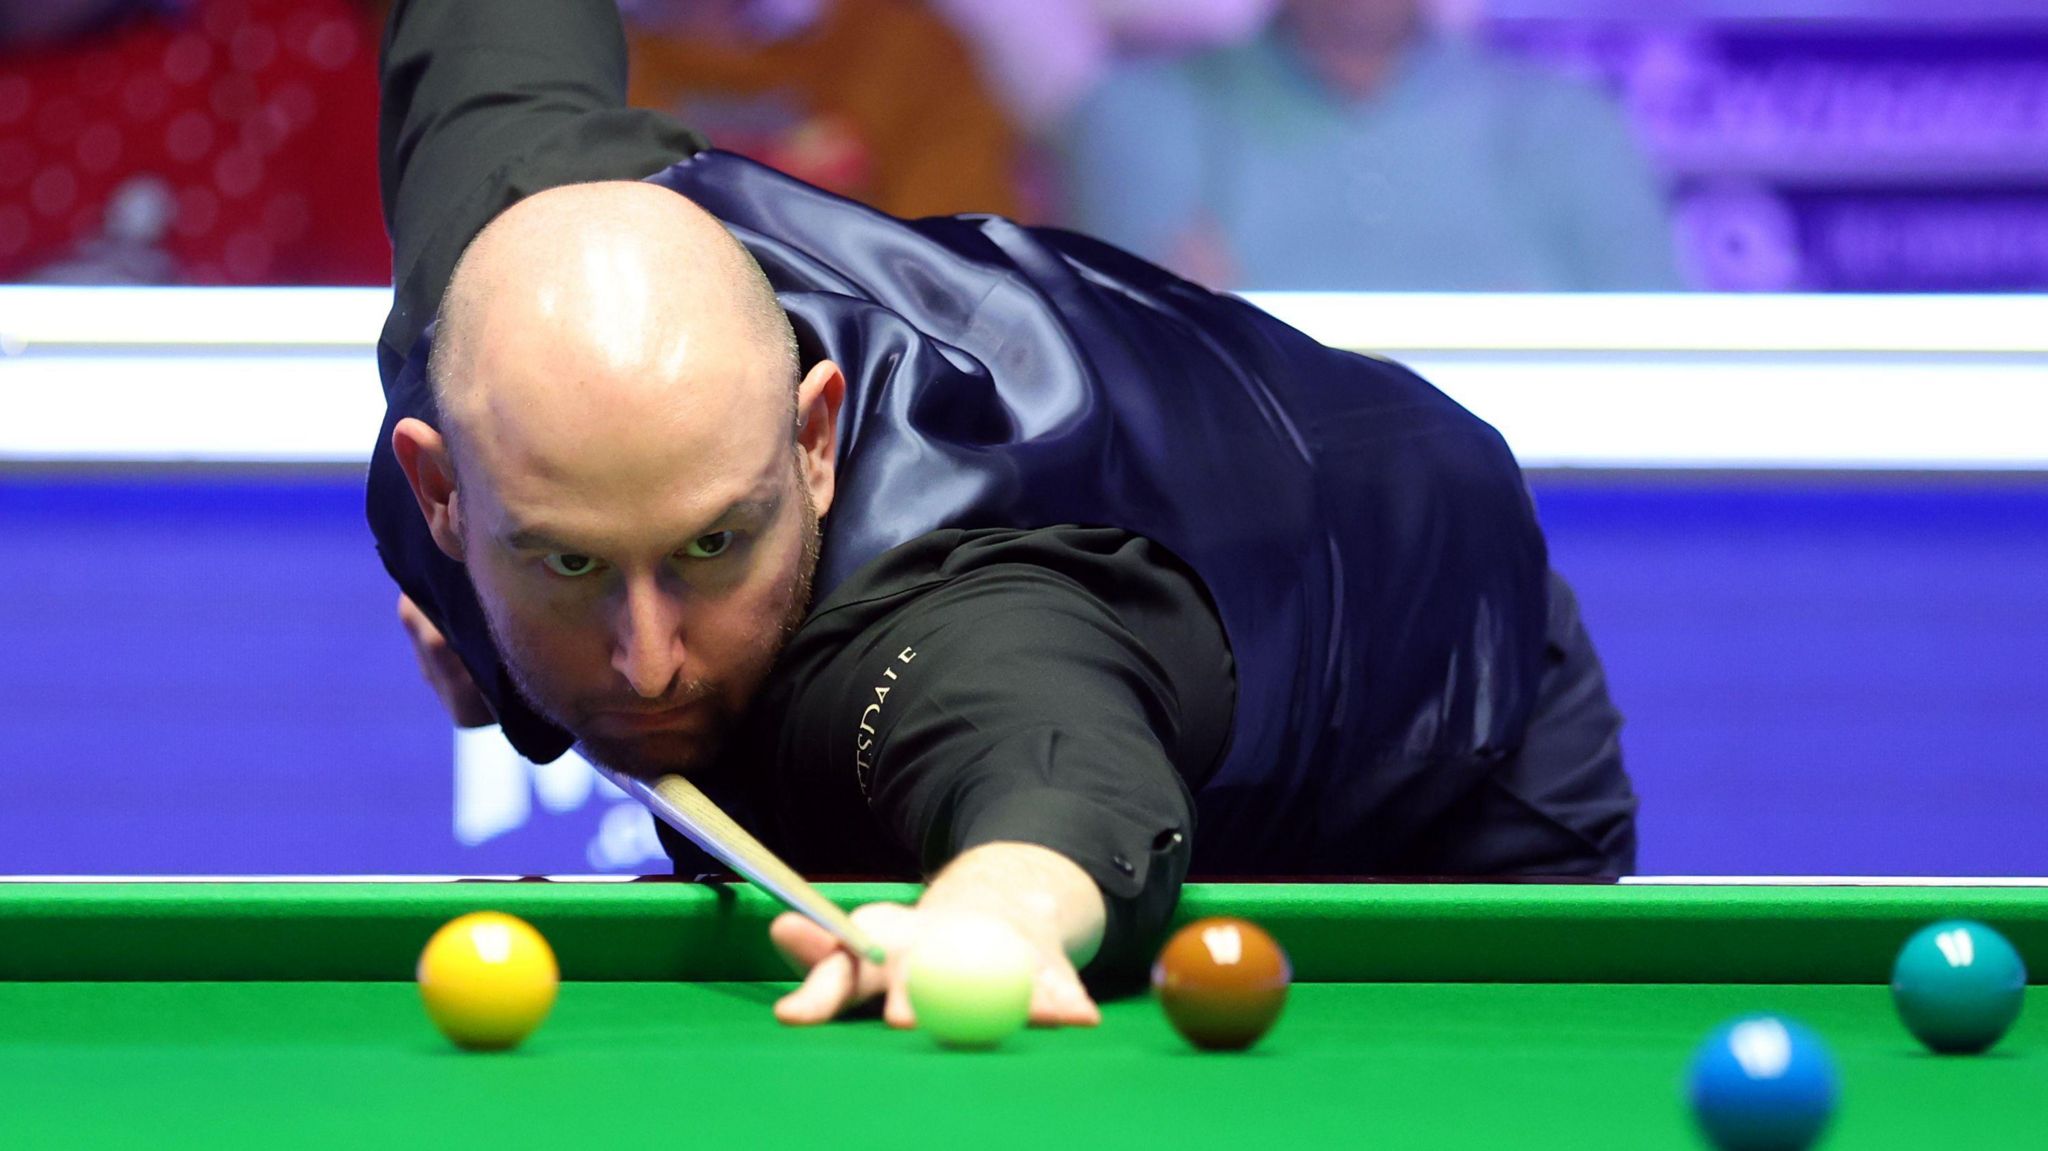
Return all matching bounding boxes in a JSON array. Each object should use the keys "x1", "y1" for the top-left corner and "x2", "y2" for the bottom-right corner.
[{"x1": 595, "y1": 765, "x2": 889, "y2": 965}]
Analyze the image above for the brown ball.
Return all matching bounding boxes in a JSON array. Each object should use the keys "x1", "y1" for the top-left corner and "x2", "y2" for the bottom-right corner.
[{"x1": 1151, "y1": 917, "x2": 1291, "y2": 1051}]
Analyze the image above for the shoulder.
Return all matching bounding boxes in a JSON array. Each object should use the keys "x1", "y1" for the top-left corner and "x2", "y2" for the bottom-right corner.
[
  {"x1": 802, "y1": 526, "x2": 1196, "y2": 638},
  {"x1": 767, "y1": 525, "x2": 1224, "y2": 767},
  {"x1": 750, "y1": 528, "x2": 1179, "y2": 768},
  {"x1": 770, "y1": 527, "x2": 1216, "y2": 703}
]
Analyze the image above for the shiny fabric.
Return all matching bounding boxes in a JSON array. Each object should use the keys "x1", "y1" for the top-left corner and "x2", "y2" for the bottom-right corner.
[{"x1": 366, "y1": 151, "x2": 1551, "y2": 869}]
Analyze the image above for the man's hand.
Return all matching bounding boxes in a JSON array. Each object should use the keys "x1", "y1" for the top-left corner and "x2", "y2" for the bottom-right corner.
[
  {"x1": 769, "y1": 842, "x2": 1108, "y2": 1029},
  {"x1": 395, "y1": 592, "x2": 495, "y2": 727},
  {"x1": 769, "y1": 904, "x2": 1100, "y2": 1028}
]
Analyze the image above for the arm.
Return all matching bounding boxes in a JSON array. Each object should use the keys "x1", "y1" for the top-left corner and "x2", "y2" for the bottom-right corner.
[
  {"x1": 755, "y1": 531, "x2": 1233, "y2": 1027},
  {"x1": 375, "y1": 0, "x2": 706, "y2": 384}
]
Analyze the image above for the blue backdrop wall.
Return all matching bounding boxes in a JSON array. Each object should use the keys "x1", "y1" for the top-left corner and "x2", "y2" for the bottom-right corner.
[{"x1": 3, "y1": 473, "x2": 2044, "y2": 876}]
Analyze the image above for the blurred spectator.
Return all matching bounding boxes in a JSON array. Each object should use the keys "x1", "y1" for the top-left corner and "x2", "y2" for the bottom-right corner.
[
  {"x1": 625, "y1": 0, "x2": 1021, "y2": 219},
  {"x1": 0, "y1": 0, "x2": 388, "y2": 284},
  {"x1": 1061, "y1": 0, "x2": 1682, "y2": 290},
  {"x1": 929, "y1": 0, "x2": 1276, "y2": 134}
]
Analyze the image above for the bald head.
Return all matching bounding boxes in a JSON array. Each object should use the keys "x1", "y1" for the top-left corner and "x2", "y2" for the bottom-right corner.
[
  {"x1": 389, "y1": 183, "x2": 846, "y2": 780},
  {"x1": 428, "y1": 181, "x2": 799, "y2": 467}
]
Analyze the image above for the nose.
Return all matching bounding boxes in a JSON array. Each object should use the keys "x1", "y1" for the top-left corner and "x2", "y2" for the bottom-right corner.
[{"x1": 610, "y1": 572, "x2": 686, "y2": 699}]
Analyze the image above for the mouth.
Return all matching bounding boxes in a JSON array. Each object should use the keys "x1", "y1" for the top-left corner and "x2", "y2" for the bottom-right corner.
[{"x1": 591, "y1": 705, "x2": 700, "y2": 734}]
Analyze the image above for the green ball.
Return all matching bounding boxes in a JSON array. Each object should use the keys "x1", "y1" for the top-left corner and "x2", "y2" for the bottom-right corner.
[
  {"x1": 906, "y1": 916, "x2": 1036, "y2": 1050},
  {"x1": 1891, "y1": 919, "x2": 2027, "y2": 1054}
]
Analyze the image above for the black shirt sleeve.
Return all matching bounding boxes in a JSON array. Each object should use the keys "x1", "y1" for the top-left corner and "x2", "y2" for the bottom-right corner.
[{"x1": 722, "y1": 527, "x2": 1236, "y2": 980}]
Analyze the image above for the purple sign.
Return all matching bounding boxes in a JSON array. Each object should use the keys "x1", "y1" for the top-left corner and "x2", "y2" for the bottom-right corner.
[{"x1": 1493, "y1": 21, "x2": 2048, "y2": 289}]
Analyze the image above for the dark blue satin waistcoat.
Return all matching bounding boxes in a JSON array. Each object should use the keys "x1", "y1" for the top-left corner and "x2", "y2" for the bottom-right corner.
[{"x1": 368, "y1": 151, "x2": 1551, "y2": 867}]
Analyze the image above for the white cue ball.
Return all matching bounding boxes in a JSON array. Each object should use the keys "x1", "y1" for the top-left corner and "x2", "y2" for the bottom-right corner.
[{"x1": 905, "y1": 915, "x2": 1038, "y2": 1050}]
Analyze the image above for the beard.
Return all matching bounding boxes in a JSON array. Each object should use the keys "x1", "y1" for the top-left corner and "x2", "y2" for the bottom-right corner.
[{"x1": 481, "y1": 470, "x2": 823, "y2": 781}]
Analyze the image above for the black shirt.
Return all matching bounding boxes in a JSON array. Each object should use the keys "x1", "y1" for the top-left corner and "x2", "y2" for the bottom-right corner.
[{"x1": 662, "y1": 526, "x2": 1236, "y2": 975}]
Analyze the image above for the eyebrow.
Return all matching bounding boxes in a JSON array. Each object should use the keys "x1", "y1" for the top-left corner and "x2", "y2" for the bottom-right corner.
[{"x1": 500, "y1": 490, "x2": 783, "y2": 553}]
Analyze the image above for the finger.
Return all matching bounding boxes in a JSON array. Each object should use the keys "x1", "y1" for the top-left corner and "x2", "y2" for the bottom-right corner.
[
  {"x1": 426, "y1": 641, "x2": 467, "y2": 678},
  {"x1": 398, "y1": 594, "x2": 461, "y2": 667},
  {"x1": 419, "y1": 652, "x2": 493, "y2": 727},
  {"x1": 774, "y1": 949, "x2": 858, "y2": 1026},
  {"x1": 436, "y1": 684, "x2": 494, "y2": 728},
  {"x1": 1028, "y1": 966, "x2": 1101, "y2": 1028},
  {"x1": 450, "y1": 690, "x2": 492, "y2": 728},
  {"x1": 769, "y1": 912, "x2": 843, "y2": 975},
  {"x1": 772, "y1": 911, "x2": 901, "y2": 1025},
  {"x1": 852, "y1": 903, "x2": 919, "y2": 1028},
  {"x1": 882, "y1": 963, "x2": 914, "y2": 1029},
  {"x1": 396, "y1": 593, "x2": 432, "y2": 639},
  {"x1": 769, "y1": 903, "x2": 918, "y2": 1025}
]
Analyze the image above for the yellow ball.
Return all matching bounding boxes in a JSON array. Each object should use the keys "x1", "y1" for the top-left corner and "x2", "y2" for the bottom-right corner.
[{"x1": 416, "y1": 911, "x2": 559, "y2": 1051}]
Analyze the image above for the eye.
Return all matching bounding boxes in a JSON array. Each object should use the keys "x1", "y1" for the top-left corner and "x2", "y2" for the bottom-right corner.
[
  {"x1": 541, "y1": 553, "x2": 602, "y2": 578},
  {"x1": 684, "y1": 531, "x2": 736, "y2": 560}
]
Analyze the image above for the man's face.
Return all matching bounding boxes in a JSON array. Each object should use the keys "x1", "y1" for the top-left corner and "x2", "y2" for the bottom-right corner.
[
  {"x1": 1281, "y1": 0, "x2": 1421, "y2": 55},
  {"x1": 454, "y1": 370, "x2": 822, "y2": 781}
]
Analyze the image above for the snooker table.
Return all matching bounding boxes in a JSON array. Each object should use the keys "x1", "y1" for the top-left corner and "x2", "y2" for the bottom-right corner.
[{"x1": 2, "y1": 880, "x2": 2042, "y2": 1150}]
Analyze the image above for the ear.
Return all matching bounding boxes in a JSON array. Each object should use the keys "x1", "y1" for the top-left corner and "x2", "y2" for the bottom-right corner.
[
  {"x1": 794, "y1": 359, "x2": 844, "y2": 519},
  {"x1": 391, "y1": 417, "x2": 468, "y2": 562}
]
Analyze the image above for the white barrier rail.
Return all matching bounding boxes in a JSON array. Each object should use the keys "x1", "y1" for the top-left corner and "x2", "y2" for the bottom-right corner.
[{"x1": 3, "y1": 286, "x2": 2044, "y2": 469}]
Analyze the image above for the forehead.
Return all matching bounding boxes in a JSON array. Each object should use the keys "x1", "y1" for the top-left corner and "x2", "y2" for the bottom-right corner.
[{"x1": 457, "y1": 344, "x2": 794, "y2": 537}]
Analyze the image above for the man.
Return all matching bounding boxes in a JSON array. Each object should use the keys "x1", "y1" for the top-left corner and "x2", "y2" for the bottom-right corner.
[
  {"x1": 1062, "y1": 0, "x2": 1681, "y2": 290},
  {"x1": 372, "y1": 0, "x2": 1636, "y2": 1031}
]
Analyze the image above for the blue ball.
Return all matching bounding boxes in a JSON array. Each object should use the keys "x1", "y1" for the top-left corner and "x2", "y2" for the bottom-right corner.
[
  {"x1": 1687, "y1": 1016, "x2": 1838, "y2": 1151},
  {"x1": 1891, "y1": 919, "x2": 2028, "y2": 1054}
]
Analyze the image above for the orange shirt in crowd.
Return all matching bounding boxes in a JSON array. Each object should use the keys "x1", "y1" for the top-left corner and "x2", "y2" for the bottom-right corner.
[
  {"x1": 0, "y1": 0, "x2": 388, "y2": 284},
  {"x1": 628, "y1": 0, "x2": 1021, "y2": 220}
]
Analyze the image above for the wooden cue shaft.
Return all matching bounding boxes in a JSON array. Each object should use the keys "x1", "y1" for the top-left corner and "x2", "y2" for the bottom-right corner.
[{"x1": 596, "y1": 765, "x2": 888, "y2": 965}]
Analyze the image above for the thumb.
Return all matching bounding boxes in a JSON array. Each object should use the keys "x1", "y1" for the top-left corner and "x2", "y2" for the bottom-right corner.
[{"x1": 769, "y1": 911, "x2": 843, "y2": 974}]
